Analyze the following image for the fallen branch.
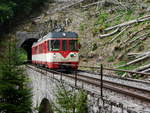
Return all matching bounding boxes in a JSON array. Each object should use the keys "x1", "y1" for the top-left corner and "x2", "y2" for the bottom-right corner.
[
  {"x1": 117, "y1": 54, "x2": 150, "y2": 68},
  {"x1": 109, "y1": 26, "x2": 130, "y2": 43},
  {"x1": 81, "y1": 0, "x2": 105, "y2": 8},
  {"x1": 122, "y1": 73, "x2": 127, "y2": 77},
  {"x1": 134, "y1": 64, "x2": 150, "y2": 72},
  {"x1": 99, "y1": 27, "x2": 120, "y2": 38},
  {"x1": 120, "y1": 25, "x2": 149, "y2": 46},
  {"x1": 127, "y1": 53, "x2": 144, "y2": 59},
  {"x1": 81, "y1": 0, "x2": 122, "y2": 9},
  {"x1": 47, "y1": 0, "x2": 85, "y2": 14},
  {"x1": 118, "y1": 31, "x2": 149, "y2": 50},
  {"x1": 105, "y1": 13, "x2": 124, "y2": 23},
  {"x1": 104, "y1": 15, "x2": 150, "y2": 31},
  {"x1": 141, "y1": 68, "x2": 150, "y2": 73},
  {"x1": 117, "y1": 37, "x2": 147, "y2": 60},
  {"x1": 128, "y1": 52, "x2": 150, "y2": 59},
  {"x1": 127, "y1": 53, "x2": 143, "y2": 56},
  {"x1": 124, "y1": 32, "x2": 149, "y2": 47},
  {"x1": 136, "y1": 53, "x2": 150, "y2": 59}
]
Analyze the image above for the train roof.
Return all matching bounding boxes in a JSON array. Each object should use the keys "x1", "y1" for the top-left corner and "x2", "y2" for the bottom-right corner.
[
  {"x1": 32, "y1": 32, "x2": 78, "y2": 47},
  {"x1": 46, "y1": 32, "x2": 78, "y2": 38}
]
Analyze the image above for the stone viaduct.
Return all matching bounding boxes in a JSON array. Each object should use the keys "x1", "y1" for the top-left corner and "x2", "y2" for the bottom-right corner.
[{"x1": 26, "y1": 65, "x2": 126, "y2": 113}]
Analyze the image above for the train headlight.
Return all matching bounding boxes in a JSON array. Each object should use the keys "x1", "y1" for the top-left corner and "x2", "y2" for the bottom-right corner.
[
  {"x1": 70, "y1": 53, "x2": 76, "y2": 57},
  {"x1": 63, "y1": 33, "x2": 66, "y2": 37},
  {"x1": 53, "y1": 53, "x2": 56, "y2": 57}
]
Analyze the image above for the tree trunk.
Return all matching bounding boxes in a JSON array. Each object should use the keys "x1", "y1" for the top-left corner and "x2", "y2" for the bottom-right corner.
[{"x1": 104, "y1": 15, "x2": 150, "y2": 31}]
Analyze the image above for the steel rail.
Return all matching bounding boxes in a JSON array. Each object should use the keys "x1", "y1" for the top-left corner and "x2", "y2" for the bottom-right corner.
[
  {"x1": 77, "y1": 73, "x2": 150, "y2": 94},
  {"x1": 78, "y1": 69, "x2": 150, "y2": 85},
  {"x1": 25, "y1": 61, "x2": 150, "y2": 75}
]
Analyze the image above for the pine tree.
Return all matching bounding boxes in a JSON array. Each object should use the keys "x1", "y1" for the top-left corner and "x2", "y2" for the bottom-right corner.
[
  {"x1": 54, "y1": 81, "x2": 88, "y2": 113},
  {"x1": 0, "y1": 41, "x2": 32, "y2": 113}
]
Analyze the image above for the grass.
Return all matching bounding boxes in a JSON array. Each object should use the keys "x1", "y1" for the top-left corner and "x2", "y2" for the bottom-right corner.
[
  {"x1": 107, "y1": 56, "x2": 115, "y2": 62},
  {"x1": 124, "y1": 10, "x2": 133, "y2": 21},
  {"x1": 116, "y1": 65, "x2": 139, "y2": 77},
  {"x1": 94, "y1": 12, "x2": 109, "y2": 27},
  {"x1": 114, "y1": 60, "x2": 147, "y2": 78}
]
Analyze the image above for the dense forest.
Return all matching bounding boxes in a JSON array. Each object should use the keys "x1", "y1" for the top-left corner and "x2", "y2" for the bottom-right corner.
[{"x1": 0, "y1": 0, "x2": 53, "y2": 33}]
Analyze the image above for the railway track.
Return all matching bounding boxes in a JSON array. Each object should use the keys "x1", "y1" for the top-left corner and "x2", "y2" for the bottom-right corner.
[
  {"x1": 26, "y1": 64, "x2": 150, "y2": 104},
  {"x1": 77, "y1": 70, "x2": 150, "y2": 103}
]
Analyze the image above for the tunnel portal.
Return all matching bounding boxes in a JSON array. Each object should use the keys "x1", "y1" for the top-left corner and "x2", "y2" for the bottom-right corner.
[
  {"x1": 21, "y1": 38, "x2": 38, "y2": 62},
  {"x1": 16, "y1": 31, "x2": 41, "y2": 62}
]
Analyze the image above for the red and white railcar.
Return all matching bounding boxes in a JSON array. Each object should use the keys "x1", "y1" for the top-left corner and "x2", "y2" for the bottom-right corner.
[{"x1": 31, "y1": 32, "x2": 79, "y2": 71}]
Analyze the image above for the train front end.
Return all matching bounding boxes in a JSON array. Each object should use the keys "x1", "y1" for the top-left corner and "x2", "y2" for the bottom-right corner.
[{"x1": 46, "y1": 32, "x2": 79, "y2": 71}]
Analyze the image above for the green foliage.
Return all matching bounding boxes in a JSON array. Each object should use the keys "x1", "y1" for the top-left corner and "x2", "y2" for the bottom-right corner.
[
  {"x1": 107, "y1": 56, "x2": 115, "y2": 62},
  {"x1": 114, "y1": 61, "x2": 126, "y2": 67},
  {"x1": 54, "y1": 82, "x2": 88, "y2": 113},
  {"x1": 92, "y1": 12, "x2": 109, "y2": 36},
  {"x1": 124, "y1": 10, "x2": 133, "y2": 21},
  {"x1": 76, "y1": 90, "x2": 87, "y2": 113},
  {"x1": 0, "y1": 1, "x2": 16, "y2": 23},
  {"x1": 96, "y1": 12, "x2": 108, "y2": 25},
  {"x1": 0, "y1": 0, "x2": 52, "y2": 24},
  {"x1": 0, "y1": 42, "x2": 32, "y2": 113},
  {"x1": 79, "y1": 24, "x2": 86, "y2": 31},
  {"x1": 114, "y1": 61, "x2": 140, "y2": 76},
  {"x1": 92, "y1": 27, "x2": 99, "y2": 36},
  {"x1": 92, "y1": 43, "x2": 98, "y2": 51},
  {"x1": 18, "y1": 48, "x2": 27, "y2": 62}
]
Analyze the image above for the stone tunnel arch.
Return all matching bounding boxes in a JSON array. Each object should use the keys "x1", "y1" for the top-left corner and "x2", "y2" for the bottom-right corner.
[
  {"x1": 16, "y1": 31, "x2": 40, "y2": 62},
  {"x1": 21, "y1": 38, "x2": 38, "y2": 62},
  {"x1": 39, "y1": 98, "x2": 54, "y2": 113}
]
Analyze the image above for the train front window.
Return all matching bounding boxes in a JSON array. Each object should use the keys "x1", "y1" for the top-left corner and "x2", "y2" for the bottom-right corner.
[
  {"x1": 62, "y1": 40, "x2": 67, "y2": 51},
  {"x1": 48, "y1": 40, "x2": 60, "y2": 51},
  {"x1": 70, "y1": 40, "x2": 78, "y2": 51}
]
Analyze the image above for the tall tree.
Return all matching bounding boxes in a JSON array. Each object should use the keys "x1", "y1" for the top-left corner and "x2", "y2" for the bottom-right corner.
[{"x1": 0, "y1": 41, "x2": 32, "y2": 113}]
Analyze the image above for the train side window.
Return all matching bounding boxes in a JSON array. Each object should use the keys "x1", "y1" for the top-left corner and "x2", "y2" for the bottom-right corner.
[
  {"x1": 35, "y1": 47, "x2": 37, "y2": 54},
  {"x1": 70, "y1": 40, "x2": 78, "y2": 51},
  {"x1": 34, "y1": 47, "x2": 35, "y2": 54},
  {"x1": 32, "y1": 47, "x2": 34, "y2": 54},
  {"x1": 39, "y1": 45, "x2": 41, "y2": 53},
  {"x1": 39, "y1": 44, "x2": 43, "y2": 53},
  {"x1": 48, "y1": 40, "x2": 52, "y2": 51},
  {"x1": 48, "y1": 40, "x2": 60, "y2": 51}
]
